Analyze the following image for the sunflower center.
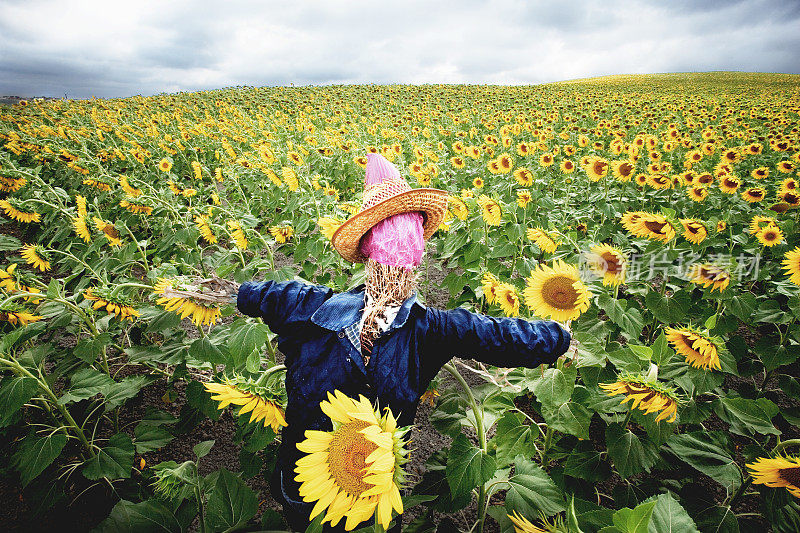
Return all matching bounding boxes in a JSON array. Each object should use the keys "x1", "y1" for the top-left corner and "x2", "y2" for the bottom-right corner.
[
  {"x1": 600, "y1": 253, "x2": 623, "y2": 274},
  {"x1": 779, "y1": 466, "x2": 800, "y2": 487},
  {"x1": 328, "y1": 421, "x2": 378, "y2": 497},
  {"x1": 644, "y1": 220, "x2": 667, "y2": 234},
  {"x1": 541, "y1": 275, "x2": 578, "y2": 310}
]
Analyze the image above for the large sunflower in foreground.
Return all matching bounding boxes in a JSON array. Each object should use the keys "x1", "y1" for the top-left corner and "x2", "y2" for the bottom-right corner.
[
  {"x1": 664, "y1": 326, "x2": 721, "y2": 371},
  {"x1": 782, "y1": 247, "x2": 800, "y2": 285},
  {"x1": 524, "y1": 260, "x2": 591, "y2": 321},
  {"x1": 600, "y1": 374, "x2": 679, "y2": 423},
  {"x1": 295, "y1": 391, "x2": 408, "y2": 531},
  {"x1": 747, "y1": 456, "x2": 800, "y2": 498},
  {"x1": 203, "y1": 376, "x2": 287, "y2": 432}
]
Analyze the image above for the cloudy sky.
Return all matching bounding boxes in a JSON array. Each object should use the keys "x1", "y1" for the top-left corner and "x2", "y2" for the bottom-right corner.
[{"x1": 1, "y1": 0, "x2": 799, "y2": 99}]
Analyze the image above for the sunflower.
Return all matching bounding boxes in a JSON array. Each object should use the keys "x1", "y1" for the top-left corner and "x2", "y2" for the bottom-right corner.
[
  {"x1": 20, "y1": 244, "x2": 50, "y2": 271},
  {"x1": 747, "y1": 456, "x2": 800, "y2": 498},
  {"x1": 472, "y1": 177, "x2": 484, "y2": 189},
  {"x1": 527, "y1": 227, "x2": 560, "y2": 254},
  {"x1": 716, "y1": 220, "x2": 727, "y2": 232},
  {"x1": 0, "y1": 263, "x2": 16, "y2": 292},
  {"x1": 82, "y1": 178, "x2": 112, "y2": 192},
  {"x1": 687, "y1": 263, "x2": 730, "y2": 292},
  {"x1": 782, "y1": 247, "x2": 800, "y2": 285},
  {"x1": 119, "y1": 199, "x2": 153, "y2": 216},
  {"x1": 450, "y1": 156, "x2": 465, "y2": 169},
  {"x1": 646, "y1": 174, "x2": 672, "y2": 190},
  {"x1": 72, "y1": 216, "x2": 92, "y2": 243},
  {"x1": 749, "y1": 215, "x2": 776, "y2": 234},
  {"x1": 0, "y1": 176, "x2": 26, "y2": 193},
  {"x1": 585, "y1": 157, "x2": 609, "y2": 181},
  {"x1": 513, "y1": 167, "x2": 533, "y2": 186},
  {"x1": 448, "y1": 196, "x2": 468, "y2": 220},
  {"x1": 497, "y1": 153, "x2": 513, "y2": 173},
  {"x1": 751, "y1": 167, "x2": 769, "y2": 179},
  {"x1": 119, "y1": 175, "x2": 142, "y2": 197},
  {"x1": 625, "y1": 212, "x2": 676, "y2": 243},
  {"x1": 587, "y1": 244, "x2": 627, "y2": 286},
  {"x1": 741, "y1": 188, "x2": 766, "y2": 203},
  {"x1": 270, "y1": 225, "x2": 294, "y2": 244},
  {"x1": 688, "y1": 186, "x2": 709, "y2": 202},
  {"x1": 612, "y1": 160, "x2": 635, "y2": 182},
  {"x1": 83, "y1": 288, "x2": 139, "y2": 321},
  {"x1": 600, "y1": 374, "x2": 679, "y2": 423},
  {"x1": 93, "y1": 217, "x2": 123, "y2": 247},
  {"x1": 679, "y1": 219, "x2": 708, "y2": 245},
  {"x1": 781, "y1": 177, "x2": 798, "y2": 192},
  {"x1": 203, "y1": 377, "x2": 287, "y2": 432},
  {"x1": 153, "y1": 278, "x2": 223, "y2": 326},
  {"x1": 0, "y1": 306, "x2": 43, "y2": 327},
  {"x1": 496, "y1": 282, "x2": 521, "y2": 317},
  {"x1": 476, "y1": 195, "x2": 502, "y2": 226},
  {"x1": 665, "y1": 326, "x2": 721, "y2": 371},
  {"x1": 294, "y1": 391, "x2": 408, "y2": 530},
  {"x1": 227, "y1": 220, "x2": 248, "y2": 250},
  {"x1": 560, "y1": 160, "x2": 575, "y2": 174},
  {"x1": 194, "y1": 215, "x2": 217, "y2": 244},
  {"x1": 0, "y1": 199, "x2": 41, "y2": 223},
  {"x1": 481, "y1": 272, "x2": 501, "y2": 304},
  {"x1": 777, "y1": 160, "x2": 795, "y2": 174},
  {"x1": 158, "y1": 158, "x2": 173, "y2": 173},
  {"x1": 282, "y1": 167, "x2": 299, "y2": 191},
  {"x1": 717, "y1": 174, "x2": 741, "y2": 194},
  {"x1": 516, "y1": 190, "x2": 532, "y2": 208},
  {"x1": 524, "y1": 260, "x2": 591, "y2": 321},
  {"x1": 507, "y1": 511, "x2": 548, "y2": 533},
  {"x1": 779, "y1": 190, "x2": 800, "y2": 207},
  {"x1": 756, "y1": 223, "x2": 784, "y2": 247}
]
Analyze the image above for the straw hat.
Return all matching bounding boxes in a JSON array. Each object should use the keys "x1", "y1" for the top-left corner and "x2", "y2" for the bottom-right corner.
[{"x1": 331, "y1": 153, "x2": 449, "y2": 263}]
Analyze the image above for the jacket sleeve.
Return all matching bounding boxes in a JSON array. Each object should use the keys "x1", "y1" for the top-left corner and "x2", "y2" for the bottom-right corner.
[
  {"x1": 236, "y1": 280, "x2": 332, "y2": 336},
  {"x1": 423, "y1": 307, "x2": 571, "y2": 378}
]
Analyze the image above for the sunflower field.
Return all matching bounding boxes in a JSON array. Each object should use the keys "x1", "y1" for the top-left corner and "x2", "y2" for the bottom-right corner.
[{"x1": 1, "y1": 72, "x2": 800, "y2": 532}]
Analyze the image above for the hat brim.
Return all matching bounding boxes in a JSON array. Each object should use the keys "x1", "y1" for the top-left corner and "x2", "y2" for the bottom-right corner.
[{"x1": 331, "y1": 188, "x2": 449, "y2": 263}]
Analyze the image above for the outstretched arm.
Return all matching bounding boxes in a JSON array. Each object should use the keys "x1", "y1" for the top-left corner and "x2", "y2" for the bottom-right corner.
[{"x1": 422, "y1": 307, "x2": 571, "y2": 382}]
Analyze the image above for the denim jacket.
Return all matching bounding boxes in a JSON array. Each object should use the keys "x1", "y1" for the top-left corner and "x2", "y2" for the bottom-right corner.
[{"x1": 237, "y1": 279, "x2": 571, "y2": 528}]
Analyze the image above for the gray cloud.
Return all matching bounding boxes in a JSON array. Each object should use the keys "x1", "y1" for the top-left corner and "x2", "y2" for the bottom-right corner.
[{"x1": 0, "y1": 0, "x2": 798, "y2": 99}]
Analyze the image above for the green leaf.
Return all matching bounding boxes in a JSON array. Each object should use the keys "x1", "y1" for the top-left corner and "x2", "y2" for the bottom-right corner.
[
  {"x1": 73, "y1": 333, "x2": 112, "y2": 364},
  {"x1": 531, "y1": 364, "x2": 577, "y2": 409},
  {"x1": 644, "y1": 290, "x2": 690, "y2": 324},
  {"x1": 83, "y1": 433, "x2": 135, "y2": 480},
  {"x1": 648, "y1": 493, "x2": 699, "y2": 533},
  {"x1": 650, "y1": 333, "x2": 675, "y2": 366},
  {"x1": 193, "y1": 440, "x2": 215, "y2": 459},
  {"x1": 12, "y1": 433, "x2": 67, "y2": 486},
  {"x1": 58, "y1": 368, "x2": 115, "y2": 404},
  {"x1": 714, "y1": 397, "x2": 779, "y2": 436},
  {"x1": 564, "y1": 442, "x2": 612, "y2": 482},
  {"x1": 753, "y1": 300, "x2": 789, "y2": 323},
  {"x1": 189, "y1": 337, "x2": 226, "y2": 365},
  {"x1": 728, "y1": 293, "x2": 757, "y2": 321},
  {"x1": 605, "y1": 423, "x2": 659, "y2": 479},
  {"x1": 446, "y1": 433, "x2": 496, "y2": 498},
  {"x1": 666, "y1": 432, "x2": 741, "y2": 490},
  {"x1": 143, "y1": 307, "x2": 182, "y2": 333},
  {"x1": 134, "y1": 422, "x2": 174, "y2": 454},
  {"x1": 754, "y1": 336, "x2": 800, "y2": 371},
  {"x1": 0, "y1": 376, "x2": 39, "y2": 426},
  {"x1": 505, "y1": 455, "x2": 565, "y2": 517},
  {"x1": 612, "y1": 501, "x2": 656, "y2": 533},
  {"x1": 598, "y1": 294, "x2": 644, "y2": 338},
  {"x1": 227, "y1": 319, "x2": 269, "y2": 368},
  {"x1": 205, "y1": 468, "x2": 258, "y2": 531},
  {"x1": 92, "y1": 499, "x2": 182, "y2": 533},
  {"x1": 492, "y1": 412, "x2": 536, "y2": 468},
  {"x1": 693, "y1": 506, "x2": 739, "y2": 533},
  {"x1": 103, "y1": 375, "x2": 152, "y2": 410},
  {"x1": 0, "y1": 234, "x2": 21, "y2": 251},
  {"x1": 542, "y1": 401, "x2": 592, "y2": 439},
  {"x1": 0, "y1": 321, "x2": 46, "y2": 351}
]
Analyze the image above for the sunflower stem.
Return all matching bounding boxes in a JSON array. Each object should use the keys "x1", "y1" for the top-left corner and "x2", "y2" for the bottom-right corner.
[
  {"x1": 255, "y1": 364, "x2": 286, "y2": 387},
  {"x1": 622, "y1": 409, "x2": 634, "y2": 430},
  {"x1": 772, "y1": 439, "x2": 800, "y2": 454},
  {"x1": 443, "y1": 363, "x2": 487, "y2": 533},
  {"x1": 120, "y1": 222, "x2": 150, "y2": 272},
  {"x1": 728, "y1": 477, "x2": 752, "y2": 509}
]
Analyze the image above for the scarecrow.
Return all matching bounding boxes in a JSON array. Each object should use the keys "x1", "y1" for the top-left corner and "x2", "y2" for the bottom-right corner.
[{"x1": 209, "y1": 153, "x2": 572, "y2": 531}]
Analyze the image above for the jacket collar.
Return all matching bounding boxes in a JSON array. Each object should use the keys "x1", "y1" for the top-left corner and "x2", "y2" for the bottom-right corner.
[{"x1": 310, "y1": 284, "x2": 422, "y2": 332}]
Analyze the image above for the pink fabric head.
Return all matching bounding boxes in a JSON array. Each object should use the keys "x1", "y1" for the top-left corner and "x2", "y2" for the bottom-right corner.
[{"x1": 359, "y1": 153, "x2": 425, "y2": 268}]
